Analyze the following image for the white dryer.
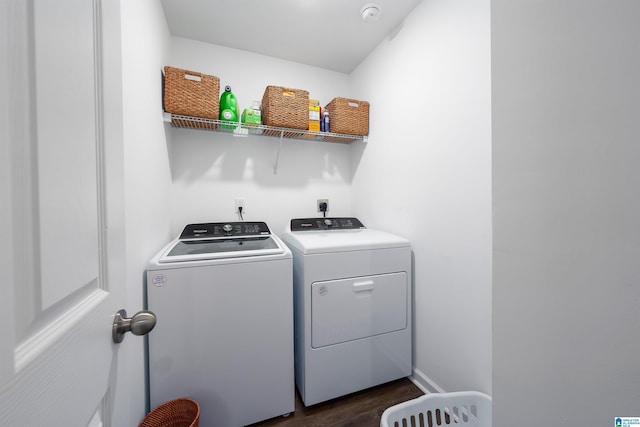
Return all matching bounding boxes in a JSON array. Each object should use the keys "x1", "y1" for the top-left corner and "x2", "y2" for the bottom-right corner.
[
  {"x1": 281, "y1": 217, "x2": 412, "y2": 406},
  {"x1": 146, "y1": 221, "x2": 293, "y2": 427}
]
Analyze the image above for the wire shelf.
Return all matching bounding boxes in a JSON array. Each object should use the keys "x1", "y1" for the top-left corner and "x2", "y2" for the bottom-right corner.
[{"x1": 165, "y1": 113, "x2": 367, "y2": 144}]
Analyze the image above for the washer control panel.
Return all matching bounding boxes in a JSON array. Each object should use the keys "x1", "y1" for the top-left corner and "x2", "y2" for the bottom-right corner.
[
  {"x1": 290, "y1": 217, "x2": 366, "y2": 231},
  {"x1": 179, "y1": 222, "x2": 271, "y2": 240}
]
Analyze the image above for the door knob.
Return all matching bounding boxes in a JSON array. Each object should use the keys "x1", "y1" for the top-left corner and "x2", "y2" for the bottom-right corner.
[{"x1": 112, "y1": 309, "x2": 156, "y2": 343}]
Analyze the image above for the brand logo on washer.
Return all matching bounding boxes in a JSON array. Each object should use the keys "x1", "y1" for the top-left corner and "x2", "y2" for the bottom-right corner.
[
  {"x1": 318, "y1": 285, "x2": 328, "y2": 296},
  {"x1": 152, "y1": 274, "x2": 167, "y2": 287}
]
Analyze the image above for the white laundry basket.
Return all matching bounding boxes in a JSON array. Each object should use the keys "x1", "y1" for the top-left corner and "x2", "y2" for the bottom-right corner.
[{"x1": 380, "y1": 391, "x2": 491, "y2": 427}]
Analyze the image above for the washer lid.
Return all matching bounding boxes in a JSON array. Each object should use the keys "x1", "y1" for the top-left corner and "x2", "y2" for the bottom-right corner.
[{"x1": 158, "y1": 221, "x2": 285, "y2": 263}]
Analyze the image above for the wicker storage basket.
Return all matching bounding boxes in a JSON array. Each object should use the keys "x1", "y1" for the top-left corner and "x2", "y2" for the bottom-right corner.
[
  {"x1": 163, "y1": 66, "x2": 220, "y2": 119},
  {"x1": 262, "y1": 86, "x2": 309, "y2": 129},
  {"x1": 139, "y1": 398, "x2": 200, "y2": 427},
  {"x1": 325, "y1": 97, "x2": 369, "y2": 136}
]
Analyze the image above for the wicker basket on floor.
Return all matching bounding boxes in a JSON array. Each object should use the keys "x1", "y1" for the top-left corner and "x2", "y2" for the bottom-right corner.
[
  {"x1": 262, "y1": 85, "x2": 309, "y2": 129},
  {"x1": 163, "y1": 66, "x2": 220, "y2": 120},
  {"x1": 325, "y1": 97, "x2": 369, "y2": 136},
  {"x1": 139, "y1": 398, "x2": 200, "y2": 427}
]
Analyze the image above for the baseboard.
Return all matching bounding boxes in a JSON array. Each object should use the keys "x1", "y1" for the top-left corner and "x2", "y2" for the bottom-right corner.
[{"x1": 410, "y1": 367, "x2": 446, "y2": 394}]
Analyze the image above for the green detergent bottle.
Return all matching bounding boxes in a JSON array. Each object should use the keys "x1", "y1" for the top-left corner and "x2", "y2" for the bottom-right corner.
[{"x1": 219, "y1": 85, "x2": 238, "y2": 129}]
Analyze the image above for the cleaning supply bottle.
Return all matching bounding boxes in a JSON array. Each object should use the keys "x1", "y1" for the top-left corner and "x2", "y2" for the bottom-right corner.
[
  {"x1": 322, "y1": 109, "x2": 330, "y2": 132},
  {"x1": 219, "y1": 85, "x2": 238, "y2": 129}
]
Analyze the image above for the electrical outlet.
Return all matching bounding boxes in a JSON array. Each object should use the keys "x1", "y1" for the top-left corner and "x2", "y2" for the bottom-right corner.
[
  {"x1": 317, "y1": 199, "x2": 329, "y2": 213},
  {"x1": 235, "y1": 198, "x2": 245, "y2": 214}
]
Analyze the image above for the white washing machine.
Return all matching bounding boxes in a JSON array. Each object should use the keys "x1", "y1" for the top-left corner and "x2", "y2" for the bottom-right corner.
[
  {"x1": 281, "y1": 217, "x2": 412, "y2": 406},
  {"x1": 146, "y1": 221, "x2": 294, "y2": 427}
]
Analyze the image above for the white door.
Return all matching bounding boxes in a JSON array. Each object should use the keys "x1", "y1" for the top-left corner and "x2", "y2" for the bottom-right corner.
[{"x1": 0, "y1": 0, "x2": 132, "y2": 425}]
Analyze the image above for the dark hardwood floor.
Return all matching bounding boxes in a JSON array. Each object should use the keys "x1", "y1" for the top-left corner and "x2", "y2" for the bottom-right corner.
[{"x1": 248, "y1": 378, "x2": 424, "y2": 427}]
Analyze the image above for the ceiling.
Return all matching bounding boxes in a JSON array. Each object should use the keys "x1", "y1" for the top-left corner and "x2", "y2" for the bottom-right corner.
[{"x1": 160, "y1": 0, "x2": 423, "y2": 74}]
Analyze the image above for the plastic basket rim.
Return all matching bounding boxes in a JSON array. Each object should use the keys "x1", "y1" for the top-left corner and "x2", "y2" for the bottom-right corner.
[{"x1": 380, "y1": 391, "x2": 492, "y2": 427}]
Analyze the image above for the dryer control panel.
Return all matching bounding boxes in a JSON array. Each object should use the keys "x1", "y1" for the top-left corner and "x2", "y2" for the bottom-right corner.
[
  {"x1": 179, "y1": 222, "x2": 271, "y2": 240},
  {"x1": 290, "y1": 217, "x2": 366, "y2": 231}
]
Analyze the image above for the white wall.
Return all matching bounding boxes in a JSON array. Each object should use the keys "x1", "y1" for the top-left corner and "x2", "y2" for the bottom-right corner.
[
  {"x1": 492, "y1": 0, "x2": 640, "y2": 424},
  {"x1": 166, "y1": 38, "x2": 353, "y2": 235},
  {"x1": 116, "y1": 1, "x2": 172, "y2": 425},
  {"x1": 164, "y1": 0, "x2": 493, "y2": 395},
  {"x1": 350, "y1": 0, "x2": 492, "y2": 394}
]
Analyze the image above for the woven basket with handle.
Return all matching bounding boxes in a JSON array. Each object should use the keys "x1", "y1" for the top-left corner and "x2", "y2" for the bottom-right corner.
[
  {"x1": 325, "y1": 97, "x2": 369, "y2": 136},
  {"x1": 163, "y1": 66, "x2": 219, "y2": 120},
  {"x1": 139, "y1": 398, "x2": 200, "y2": 427},
  {"x1": 262, "y1": 86, "x2": 309, "y2": 130}
]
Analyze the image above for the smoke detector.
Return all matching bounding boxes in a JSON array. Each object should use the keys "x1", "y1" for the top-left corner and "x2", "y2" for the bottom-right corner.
[{"x1": 361, "y1": 3, "x2": 382, "y2": 23}]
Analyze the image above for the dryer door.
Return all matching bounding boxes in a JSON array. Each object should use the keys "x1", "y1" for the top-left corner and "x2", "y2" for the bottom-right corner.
[{"x1": 311, "y1": 272, "x2": 407, "y2": 348}]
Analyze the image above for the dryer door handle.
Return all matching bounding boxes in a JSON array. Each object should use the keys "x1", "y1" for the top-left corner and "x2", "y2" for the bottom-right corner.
[{"x1": 352, "y1": 280, "x2": 374, "y2": 292}]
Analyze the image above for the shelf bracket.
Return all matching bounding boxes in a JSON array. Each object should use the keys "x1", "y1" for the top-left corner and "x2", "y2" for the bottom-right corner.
[{"x1": 273, "y1": 129, "x2": 284, "y2": 174}]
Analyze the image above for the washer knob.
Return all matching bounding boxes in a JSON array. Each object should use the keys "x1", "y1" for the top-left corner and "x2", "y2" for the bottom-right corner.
[
  {"x1": 223, "y1": 224, "x2": 233, "y2": 234},
  {"x1": 324, "y1": 219, "x2": 333, "y2": 227}
]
